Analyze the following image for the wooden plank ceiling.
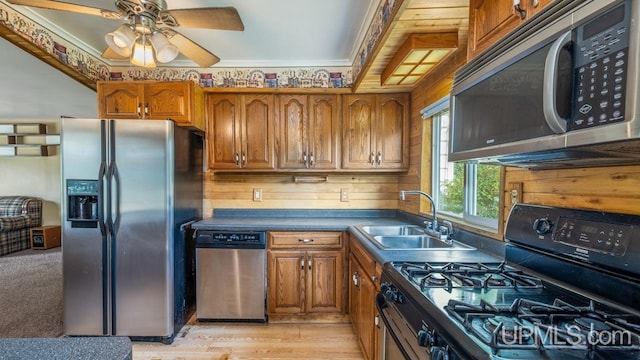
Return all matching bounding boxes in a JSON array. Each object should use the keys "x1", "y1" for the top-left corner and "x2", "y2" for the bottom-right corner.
[{"x1": 355, "y1": 0, "x2": 469, "y2": 93}]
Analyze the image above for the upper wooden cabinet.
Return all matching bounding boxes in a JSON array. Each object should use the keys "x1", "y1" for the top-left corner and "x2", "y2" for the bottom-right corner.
[
  {"x1": 342, "y1": 93, "x2": 409, "y2": 171},
  {"x1": 206, "y1": 93, "x2": 275, "y2": 170},
  {"x1": 276, "y1": 94, "x2": 340, "y2": 170},
  {"x1": 97, "y1": 81, "x2": 204, "y2": 130},
  {"x1": 468, "y1": 0, "x2": 554, "y2": 59}
]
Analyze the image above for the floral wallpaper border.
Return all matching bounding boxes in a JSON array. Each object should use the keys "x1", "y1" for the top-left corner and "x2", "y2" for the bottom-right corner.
[{"x1": 0, "y1": 0, "x2": 396, "y2": 89}]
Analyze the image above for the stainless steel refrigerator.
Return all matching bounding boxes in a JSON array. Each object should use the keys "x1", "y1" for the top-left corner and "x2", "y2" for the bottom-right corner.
[{"x1": 61, "y1": 118, "x2": 202, "y2": 343}]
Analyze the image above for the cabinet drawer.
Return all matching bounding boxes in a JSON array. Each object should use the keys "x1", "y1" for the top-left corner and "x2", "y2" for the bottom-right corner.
[{"x1": 268, "y1": 231, "x2": 343, "y2": 249}]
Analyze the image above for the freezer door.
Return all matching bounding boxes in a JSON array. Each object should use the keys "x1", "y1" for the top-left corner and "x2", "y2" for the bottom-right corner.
[
  {"x1": 61, "y1": 118, "x2": 110, "y2": 336},
  {"x1": 109, "y1": 119, "x2": 174, "y2": 337}
]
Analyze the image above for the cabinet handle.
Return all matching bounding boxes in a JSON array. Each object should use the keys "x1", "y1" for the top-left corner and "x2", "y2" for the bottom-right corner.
[
  {"x1": 377, "y1": 151, "x2": 382, "y2": 165},
  {"x1": 372, "y1": 275, "x2": 378, "y2": 282},
  {"x1": 303, "y1": 151, "x2": 308, "y2": 167},
  {"x1": 309, "y1": 152, "x2": 314, "y2": 166},
  {"x1": 137, "y1": 103, "x2": 142, "y2": 118},
  {"x1": 370, "y1": 152, "x2": 375, "y2": 166},
  {"x1": 144, "y1": 103, "x2": 149, "y2": 118},
  {"x1": 375, "y1": 314, "x2": 380, "y2": 328},
  {"x1": 531, "y1": 0, "x2": 539, "y2": 8},
  {"x1": 241, "y1": 152, "x2": 247, "y2": 166},
  {"x1": 301, "y1": 257, "x2": 305, "y2": 270},
  {"x1": 298, "y1": 238, "x2": 314, "y2": 243},
  {"x1": 352, "y1": 271, "x2": 359, "y2": 287},
  {"x1": 514, "y1": 0, "x2": 526, "y2": 19},
  {"x1": 234, "y1": 152, "x2": 240, "y2": 167},
  {"x1": 308, "y1": 257, "x2": 312, "y2": 270}
]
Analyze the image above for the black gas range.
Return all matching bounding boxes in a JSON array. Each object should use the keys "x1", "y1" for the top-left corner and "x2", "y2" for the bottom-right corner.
[{"x1": 377, "y1": 204, "x2": 640, "y2": 360}]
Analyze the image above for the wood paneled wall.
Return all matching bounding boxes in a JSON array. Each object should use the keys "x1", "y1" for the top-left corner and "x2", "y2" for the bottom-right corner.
[
  {"x1": 503, "y1": 165, "x2": 640, "y2": 221},
  {"x1": 203, "y1": 173, "x2": 400, "y2": 216},
  {"x1": 400, "y1": 30, "x2": 469, "y2": 217}
]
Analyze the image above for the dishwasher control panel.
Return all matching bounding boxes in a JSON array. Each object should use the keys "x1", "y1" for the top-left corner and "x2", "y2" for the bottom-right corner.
[{"x1": 195, "y1": 230, "x2": 266, "y2": 249}]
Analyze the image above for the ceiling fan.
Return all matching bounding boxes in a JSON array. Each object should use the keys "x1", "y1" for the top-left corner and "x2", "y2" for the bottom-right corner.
[{"x1": 5, "y1": 0, "x2": 244, "y2": 67}]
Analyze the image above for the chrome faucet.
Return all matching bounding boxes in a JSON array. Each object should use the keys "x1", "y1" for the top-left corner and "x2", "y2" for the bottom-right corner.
[
  {"x1": 400, "y1": 190, "x2": 455, "y2": 242},
  {"x1": 399, "y1": 190, "x2": 440, "y2": 237}
]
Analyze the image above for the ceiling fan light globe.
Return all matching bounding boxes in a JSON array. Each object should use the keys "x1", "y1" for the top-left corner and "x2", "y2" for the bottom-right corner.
[
  {"x1": 105, "y1": 24, "x2": 137, "y2": 57},
  {"x1": 131, "y1": 38, "x2": 157, "y2": 68},
  {"x1": 150, "y1": 32, "x2": 179, "y2": 63}
]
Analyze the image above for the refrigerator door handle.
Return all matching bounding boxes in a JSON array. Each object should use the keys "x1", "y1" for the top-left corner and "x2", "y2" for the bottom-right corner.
[
  {"x1": 98, "y1": 162, "x2": 107, "y2": 236},
  {"x1": 112, "y1": 163, "x2": 121, "y2": 235},
  {"x1": 98, "y1": 120, "x2": 108, "y2": 237},
  {"x1": 106, "y1": 120, "x2": 122, "y2": 236}
]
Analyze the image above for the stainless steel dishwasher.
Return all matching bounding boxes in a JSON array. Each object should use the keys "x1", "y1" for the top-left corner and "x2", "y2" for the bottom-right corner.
[{"x1": 194, "y1": 230, "x2": 266, "y2": 321}]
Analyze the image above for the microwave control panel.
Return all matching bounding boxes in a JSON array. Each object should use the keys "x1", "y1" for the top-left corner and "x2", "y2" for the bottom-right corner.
[{"x1": 572, "y1": 0, "x2": 631, "y2": 130}]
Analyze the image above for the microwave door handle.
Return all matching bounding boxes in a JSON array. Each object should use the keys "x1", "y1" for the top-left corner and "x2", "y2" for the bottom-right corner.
[{"x1": 543, "y1": 31, "x2": 571, "y2": 134}]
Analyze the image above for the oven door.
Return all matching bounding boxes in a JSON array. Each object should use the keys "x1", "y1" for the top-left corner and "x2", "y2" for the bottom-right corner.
[{"x1": 376, "y1": 293, "x2": 430, "y2": 360}]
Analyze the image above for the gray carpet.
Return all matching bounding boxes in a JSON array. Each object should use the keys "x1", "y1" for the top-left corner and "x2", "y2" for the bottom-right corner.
[{"x1": 0, "y1": 247, "x2": 63, "y2": 338}]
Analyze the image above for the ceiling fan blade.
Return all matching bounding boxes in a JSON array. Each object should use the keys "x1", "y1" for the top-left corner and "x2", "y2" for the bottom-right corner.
[
  {"x1": 159, "y1": 7, "x2": 244, "y2": 31},
  {"x1": 102, "y1": 47, "x2": 128, "y2": 60},
  {"x1": 163, "y1": 30, "x2": 220, "y2": 67},
  {"x1": 5, "y1": 0, "x2": 122, "y2": 20}
]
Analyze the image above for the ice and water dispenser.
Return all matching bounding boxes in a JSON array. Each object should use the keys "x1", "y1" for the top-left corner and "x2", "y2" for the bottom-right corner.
[{"x1": 66, "y1": 180, "x2": 99, "y2": 228}]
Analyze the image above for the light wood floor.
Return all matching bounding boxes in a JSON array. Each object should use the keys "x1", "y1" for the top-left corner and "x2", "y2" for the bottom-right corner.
[{"x1": 132, "y1": 320, "x2": 365, "y2": 360}]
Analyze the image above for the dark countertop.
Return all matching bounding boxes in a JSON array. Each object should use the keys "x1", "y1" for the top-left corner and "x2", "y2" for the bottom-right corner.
[
  {"x1": 0, "y1": 337, "x2": 132, "y2": 360},
  {"x1": 193, "y1": 209, "x2": 504, "y2": 264},
  {"x1": 192, "y1": 209, "x2": 406, "y2": 231}
]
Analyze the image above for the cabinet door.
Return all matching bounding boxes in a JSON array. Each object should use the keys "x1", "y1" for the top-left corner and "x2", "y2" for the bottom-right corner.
[
  {"x1": 376, "y1": 94, "x2": 409, "y2": 170},
  {"x1": 278, "y1": 94, "x2": 308, "y2": 169},
  {"x1": 144, "y1": 82, "x2": 190, "y2": 122},
  {"x1": 206, "y1": 94, "x2": 242, "y2": 169},
  {"x1": 306, "y1": 250, "x2": 343, "y2": 313},
  {"x1": 308, "y1": 95, "x2": 340, "y2": 170},
  {"x1": 97, "y1": 82, "x2": 143, "y2": 119},
  {"x1": 348, "y1": 254, "x2": 361, "y2": 334},
  {"x1": 242, "y1": 94, "x2": 275, "y2": 169},
  {"x1": 343, "y1": 95, "x2": 376, "y2": 169},
  {"x1": 358, "y1": 270, "x2": 376, "y2": 360},
  {"x1": 268, "y1": 251, "x2": 305, "y2": 314},
  {"x1": 468, "y1": 0, "x2": 524, "y2": 59}
]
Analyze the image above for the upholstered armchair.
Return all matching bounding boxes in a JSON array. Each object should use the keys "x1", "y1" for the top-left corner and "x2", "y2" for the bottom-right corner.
[{"x1": 0, "y1": 196, "x2": 42, "y2": 256}]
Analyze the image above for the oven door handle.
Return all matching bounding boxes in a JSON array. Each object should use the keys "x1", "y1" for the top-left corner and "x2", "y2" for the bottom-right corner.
[{"x1": 542, "y1": 30, "x2": 571, "y2": 134}]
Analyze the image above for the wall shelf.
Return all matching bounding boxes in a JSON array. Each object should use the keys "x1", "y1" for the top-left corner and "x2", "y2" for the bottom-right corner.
[{"x1": 0, "y1": 123, "x2": 60, "y2": 157}]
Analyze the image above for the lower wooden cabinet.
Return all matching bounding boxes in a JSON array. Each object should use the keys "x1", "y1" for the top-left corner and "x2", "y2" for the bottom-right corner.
[
  {"x1": 349, "y1": 235, "x2": 381, "y2": 360},
  {"x1": 267, "y1": 231, "x2": 346, "y2": 318}
]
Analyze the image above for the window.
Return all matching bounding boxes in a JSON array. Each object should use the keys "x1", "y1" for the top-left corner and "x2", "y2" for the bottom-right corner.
[{"x1": 422, "y1": 97, "x2": 500, "y2": 229}]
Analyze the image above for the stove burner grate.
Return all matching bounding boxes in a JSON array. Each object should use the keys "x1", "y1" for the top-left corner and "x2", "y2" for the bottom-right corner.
[
  {"x1": 397, "y1": 261, "x2": 544, "y2": 290},
  {"x1": 445, "y1": 298, "x2": 640, "y2": 354}
]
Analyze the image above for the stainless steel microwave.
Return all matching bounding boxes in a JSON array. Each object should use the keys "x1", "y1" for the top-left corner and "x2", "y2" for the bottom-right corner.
[{"x1": 450, "y1": 0, "x2": 640, "y2": 168}]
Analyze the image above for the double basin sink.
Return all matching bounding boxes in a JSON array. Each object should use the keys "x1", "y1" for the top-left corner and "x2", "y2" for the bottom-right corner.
[{"x1": 355, "y1": 225, "x2": 474, "y2": 251}]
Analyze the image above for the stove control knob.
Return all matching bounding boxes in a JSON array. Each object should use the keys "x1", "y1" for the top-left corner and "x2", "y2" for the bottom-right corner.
[
  {"x1": 384, "y1": 287, "x2": 405, "y2": 303},
  {"x1": 380, "y1": 283, "x2": 391, "y2": 294},
  {"x1": 384, "y1": 288, "x2": 398, "y2": 302},
  {"x1": 430, "y1": 346, "x2": 448, "y2": 360},
  {"x1": 533, "y1": 217, "x2": 554, "y2": 235},
  {"x1": 417, "y1": 329, "x2": 433, "y2": 347}
]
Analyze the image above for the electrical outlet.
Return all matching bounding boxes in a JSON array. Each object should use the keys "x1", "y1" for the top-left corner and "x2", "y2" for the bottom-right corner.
[
  {"x1": 340, "y1": 188, "x2": 349, "y2": 202},
  {"x1": 253, "y1": 188, "x2": 262, "y2": 202},
  {"x1": 508, "y1": 182, "x2": 523, "y2": 205}
]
